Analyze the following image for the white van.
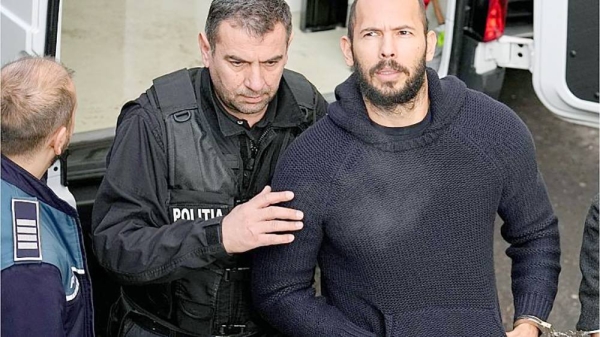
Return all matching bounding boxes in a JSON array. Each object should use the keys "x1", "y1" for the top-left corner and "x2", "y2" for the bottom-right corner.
[
  {"x1": 1, "y1": 0, "x2": 598, "y2": 335},
  {"x1": 2, "y1": 0, "x2": 598, "y2": 128}
]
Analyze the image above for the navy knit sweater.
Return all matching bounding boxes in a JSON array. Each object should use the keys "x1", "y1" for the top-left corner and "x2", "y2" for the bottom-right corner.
[{"x1": 252, "y1": 69, "x2": 561, "y2": 337}]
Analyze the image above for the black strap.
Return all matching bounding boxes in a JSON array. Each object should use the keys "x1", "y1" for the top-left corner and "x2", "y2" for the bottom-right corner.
[
  {"x1": 150, "y1": 69, "x2": 202, "y2": 188},
  {"x1": 148, "y1": 68, "x2": 316, "y2": 192},
  {"x1": 152, "y1": 69, "x2": 198, "y2": 117},
  {"x1": 120, "y1": 291, "x2": 199, "y2": 337},
  {"x1": 282, "y1": 69, "x2": 317, "y2": 125}
]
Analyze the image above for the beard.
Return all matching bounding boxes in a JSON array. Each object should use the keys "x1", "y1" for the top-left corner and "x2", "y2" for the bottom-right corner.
[{"x1": 353, "y1": 53, "x2": 427, "y2": 111}]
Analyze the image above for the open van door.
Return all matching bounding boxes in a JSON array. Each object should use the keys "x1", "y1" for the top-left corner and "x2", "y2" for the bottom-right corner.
[
  {"x1": 1, "y1": 0, "x2": 75, "y2": 208},
  {"x1": 532, "y1": 0, "x2": 599, "y2": 127},
  {"x1": 1, "y1": 0, "x2": 61, "y2": 63}
]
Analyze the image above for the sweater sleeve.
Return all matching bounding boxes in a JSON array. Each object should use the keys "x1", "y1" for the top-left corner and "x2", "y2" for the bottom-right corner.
[
  {"x1": 496, "y1": 114, "x2": 561, "y2": 321},
  {"x1": 251, "y1": 136, "x2": 376, "y2": 337},
  {"x1": 576, "y1": 195, "x2": 599, "y2": 332}
]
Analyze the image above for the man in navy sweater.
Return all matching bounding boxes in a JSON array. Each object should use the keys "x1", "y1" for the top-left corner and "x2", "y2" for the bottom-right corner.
[{"x1": 251, "y1": 0, "x2": 561, "y2": 336}]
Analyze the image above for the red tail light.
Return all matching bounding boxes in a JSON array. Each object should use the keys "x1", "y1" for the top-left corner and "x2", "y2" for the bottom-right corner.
[{"x1": 483, "y1": 0, "x2": 508, "y2": 42}]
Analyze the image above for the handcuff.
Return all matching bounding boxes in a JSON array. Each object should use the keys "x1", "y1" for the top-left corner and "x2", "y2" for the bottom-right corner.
[
  {"x1": 515, "y1": 315, "x2": 554, "y2": 335},
  {"x1": 515, "y1": 315, "x2": 599, "y2": 336}
]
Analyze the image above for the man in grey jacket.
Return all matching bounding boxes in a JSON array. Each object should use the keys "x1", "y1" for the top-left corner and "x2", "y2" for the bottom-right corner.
[{"x1": 577, "y1": 194, "x2": 599, "y2": 337}]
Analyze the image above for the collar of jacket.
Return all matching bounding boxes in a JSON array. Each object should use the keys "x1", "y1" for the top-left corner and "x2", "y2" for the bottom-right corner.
[
  {"x1": 1, "y1": 155, "x2": 78, "y2": 218},
  {"x1": 196, "y1": 67, "x2": 309, "y2": 138}
]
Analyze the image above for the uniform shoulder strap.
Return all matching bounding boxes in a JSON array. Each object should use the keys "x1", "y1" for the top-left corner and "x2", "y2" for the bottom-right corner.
[
  {"x1": 149, "y1": 68, "x2": 198, "y2": 118},
  {"x1": 283, "y1": 69, "x2": 317, "y2": 125},
  {"x1": 146, "y1": 69, "x2": 201, "y2": 188}
]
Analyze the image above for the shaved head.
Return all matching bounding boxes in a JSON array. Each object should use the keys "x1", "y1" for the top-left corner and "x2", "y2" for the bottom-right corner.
[{"x1": 347, "y1": 0, "x2": 428, "y2": 41}]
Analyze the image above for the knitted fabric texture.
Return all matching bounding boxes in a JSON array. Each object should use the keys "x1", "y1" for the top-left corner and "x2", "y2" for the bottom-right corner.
[{"x1": 252, "y1": 68, "x2": 561, "y2": 337}]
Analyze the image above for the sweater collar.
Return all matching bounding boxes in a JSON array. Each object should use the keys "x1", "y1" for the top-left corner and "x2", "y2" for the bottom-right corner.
[{"x1": 328, "y1": 67, "x2": 467, "y2": 152}]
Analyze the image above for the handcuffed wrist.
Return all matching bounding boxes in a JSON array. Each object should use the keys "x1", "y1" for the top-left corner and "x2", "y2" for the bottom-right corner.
[
  {"x1": 581, "y1": 329, "x2": 600, "y2": 336},
  {"x1": 514, "y1": 315, "x2": 552, "y2": 336}
]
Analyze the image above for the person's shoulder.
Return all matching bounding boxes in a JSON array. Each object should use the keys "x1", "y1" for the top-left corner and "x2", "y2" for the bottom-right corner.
[
  {"x1": 592, "y1": 194, "x2": 599, "y2": 208},
  {"x1": 453, "y1": 88, "x2": 532, "y2": 144},
  {"x1": 586, "y1": 194, "x2": 599, "y2": 228},
  {"x1": 280, "y1": 69, "x2": 328, "y2": 125},
  {"x1": 0, "y1": 186, "x2": 77, "y2": 277},
  {"x1": 118, "y1": 67, "x2": 204, "y2": 127},
  {"x1": 289, "y1": 116, "x2": 343, "y2": 153},
  {"x1": 276, "y1": 115, "x2": 349, "y2": 177},
  {"x1": 281, "y1": 69, "x2": 322, "y2": 102},
  {"x1": 1, "y1": 181, "x2": 37, "y2": 271},
  {"x1": 464, "y1": 88, "x2": 523, "y2": 123},
  {"x1": 117, "y1": 91, "x2": 161, "y2": 128},
  {"x1": 1, "y1": 179, "x2": 80, "y2": 254},
  {"x1": 282, "y1": 68, "x2": 312, "y2": 84}
]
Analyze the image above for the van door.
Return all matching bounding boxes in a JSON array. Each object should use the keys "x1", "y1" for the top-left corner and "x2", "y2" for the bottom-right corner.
[
  {"x1": 532, "y1": 0, "x2": 599, "y2": 127},
  {"x1": 0, "y1": 0, "x2": 61, "y2": 64},
  {"x1": 1, "y1": 0, "x2": 74, "y2": 208}
]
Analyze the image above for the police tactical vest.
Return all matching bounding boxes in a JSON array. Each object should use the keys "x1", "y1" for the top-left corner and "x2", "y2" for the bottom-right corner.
[
  {"x1": 148, "y1": 68, "x2": 317, "y2": 224},
  {"x1": 142, "y1": 68, "x2": 318, "y2": 333}
]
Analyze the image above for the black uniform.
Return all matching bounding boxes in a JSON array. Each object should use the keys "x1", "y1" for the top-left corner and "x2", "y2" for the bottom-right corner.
[{"x1": 92, "y1": 68, "x2": 327, "y2": 337}]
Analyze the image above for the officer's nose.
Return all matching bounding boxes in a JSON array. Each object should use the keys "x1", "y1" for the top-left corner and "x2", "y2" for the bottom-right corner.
[{"x1": 244, "y1": 65, "x2": 266, "y2": 93}]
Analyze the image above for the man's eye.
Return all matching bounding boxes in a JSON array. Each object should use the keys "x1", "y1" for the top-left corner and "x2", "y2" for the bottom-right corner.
[
  {"x1": 364, "y1": 31, "x2": 378, "y2": 37},
  {"x1": 265, "y1": 61, "x2": 278, "y2": 67},
  {"x1": 399, "y1": 30, "x2": 411, "y2": 35},
  {"x1": 230, "y1": 61, "x2": 243, "y2": 67}
]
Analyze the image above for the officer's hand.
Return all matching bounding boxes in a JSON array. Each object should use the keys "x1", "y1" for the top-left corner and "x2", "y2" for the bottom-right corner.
[{"x1": 221, "y1": 186, "x2": 304, "y2": 253}]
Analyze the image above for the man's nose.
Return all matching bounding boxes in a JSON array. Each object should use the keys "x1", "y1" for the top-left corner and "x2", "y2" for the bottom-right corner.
[
  {"x1": 380, "y1": 34, "x2": 396, "y2": 59},
  {"x1": 244, "y1": 65, "x2": 266, "y2": 92}
]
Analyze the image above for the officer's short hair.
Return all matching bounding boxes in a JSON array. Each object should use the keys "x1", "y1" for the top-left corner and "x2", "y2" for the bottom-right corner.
[
  {"x1": 347, "y1": 0, "x2": 429, "y2": 42},
  {"x1": 1, "y1": 56, "x2": 75, "y2": 157},
  {"x1": 205, "y1": 0, "x2": 292, "y2": 51}
]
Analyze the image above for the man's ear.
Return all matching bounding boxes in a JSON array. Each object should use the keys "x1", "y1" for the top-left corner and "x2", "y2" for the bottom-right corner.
[
  {"x1": 49, "y1": 126, "x2": 69, "y2": 156},
  {"x1": 340, "y1": 36, "x2": 354, "y2": 68},
  {"x1": 282, "y1": 31, "x2": 294, "y2": 66},
  {"x1": 199, "y1": 32, "x2": 212, "y2": 67},
  {"x1": 287, "y1": 31, "x2": 295, "y2": 49},
  {"x1": 425, "y1": 30, "x2": 437, "y2": 62}
]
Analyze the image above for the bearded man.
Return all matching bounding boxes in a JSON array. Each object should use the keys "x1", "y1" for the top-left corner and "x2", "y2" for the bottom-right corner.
[{"x1": 251, "y1": 0, "x2": 561, "y2": 336}]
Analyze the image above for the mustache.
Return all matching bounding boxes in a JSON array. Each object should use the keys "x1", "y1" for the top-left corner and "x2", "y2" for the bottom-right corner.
[{"x1": 369, "y1": 59, "x2": 410, "y2": 77}]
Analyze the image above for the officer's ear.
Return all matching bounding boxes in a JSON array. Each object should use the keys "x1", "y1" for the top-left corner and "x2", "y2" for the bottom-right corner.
[
  {"x1": 198, "y1": 33, "x2": 212, "y2": 67},
  {"x1": 287, "y1": 31, "x2": 294, "y2": 50},
  {"x1": 48, "y1": 126, "x2": 69, "y2": 156}
]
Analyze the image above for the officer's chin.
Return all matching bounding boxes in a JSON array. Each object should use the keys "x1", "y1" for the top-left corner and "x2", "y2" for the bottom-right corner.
[{"x1": 236, "y1": 102, "x2": 269, "y2": 115}]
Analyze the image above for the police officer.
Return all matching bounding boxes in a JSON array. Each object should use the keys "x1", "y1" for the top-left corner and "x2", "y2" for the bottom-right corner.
[
  {"x1": 1, "y1": 56, "x2": 94, "y2": 337},
  {"x1": 576, "y1": 195, "x2": 599, "y2": 337},
  {"x1": 91, "y1": 0, "x2": 328, "y2": 336}
]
